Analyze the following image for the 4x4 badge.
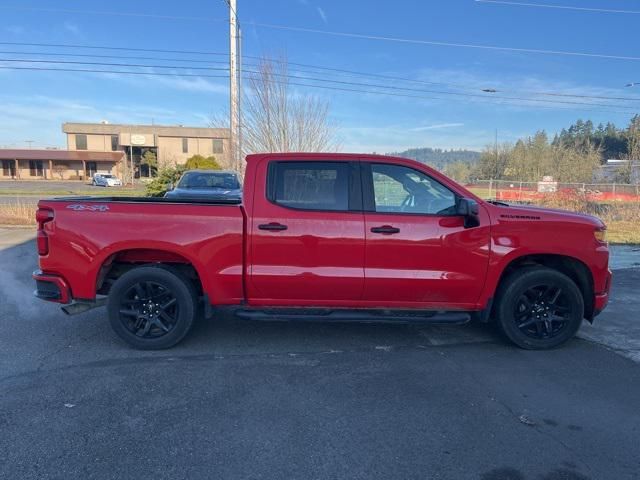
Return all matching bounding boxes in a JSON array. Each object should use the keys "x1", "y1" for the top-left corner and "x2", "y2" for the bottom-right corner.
[{"x1": 66, "y1": 204, "x2": 110, "y2": 212}]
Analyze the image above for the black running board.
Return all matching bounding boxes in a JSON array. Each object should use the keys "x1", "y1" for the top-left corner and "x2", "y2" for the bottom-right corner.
[{"x1": 234, "y1": 308, "x2": 471, "y2": 324}]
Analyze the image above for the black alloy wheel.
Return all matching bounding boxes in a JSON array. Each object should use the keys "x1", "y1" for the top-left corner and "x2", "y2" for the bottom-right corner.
[
  {"x1": 514, "y1": 284, "x2": 572, "y2": 340},
  {"x1": 118, "y1": 280, "x2": 179, "y2": 339},
  {"x1": 107, "y1": 266, "x2": 198, "y2": 350},
  {"x1": 495, "y1": 267, "x2": 584, "y2": 350}
]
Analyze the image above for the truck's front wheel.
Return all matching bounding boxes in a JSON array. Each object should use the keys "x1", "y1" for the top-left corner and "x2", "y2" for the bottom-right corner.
[
  {"x1": 495, "y1": 267, "x2": 584, "y2": 350},
  {"x1": 107, "y1": 265, "x2": 198, "y2": 350}
]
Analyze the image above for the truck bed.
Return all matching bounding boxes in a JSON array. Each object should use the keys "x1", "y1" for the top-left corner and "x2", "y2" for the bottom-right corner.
[{"x1": 37, "y1": 197, "x2": 245, "y2": 304}]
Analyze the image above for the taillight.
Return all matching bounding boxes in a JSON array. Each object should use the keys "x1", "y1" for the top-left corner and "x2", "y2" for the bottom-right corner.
[
  {"x1": 36, "y1": 208, "x2": 53, "y2": 224},
  {"x1": 36, "y1": 207, "x2": 54, "y2": 256},
  {"x1": 594, "y1": 226, "x2": 607, "y2": 243}
]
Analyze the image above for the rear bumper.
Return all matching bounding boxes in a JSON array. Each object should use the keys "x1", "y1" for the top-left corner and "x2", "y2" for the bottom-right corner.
[{"x1": 33, "y1": 270, "x2": 72, "y2": 304}]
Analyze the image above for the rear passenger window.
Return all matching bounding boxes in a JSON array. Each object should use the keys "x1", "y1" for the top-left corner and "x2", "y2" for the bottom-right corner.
[{"x1": 269, "y1": 162, "x2": 350, "y2": 211}]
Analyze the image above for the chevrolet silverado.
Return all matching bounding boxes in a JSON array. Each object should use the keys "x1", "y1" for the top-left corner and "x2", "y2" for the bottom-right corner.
[{"x1": 33, "y1": 153, "x2": 611, "y2": 350}]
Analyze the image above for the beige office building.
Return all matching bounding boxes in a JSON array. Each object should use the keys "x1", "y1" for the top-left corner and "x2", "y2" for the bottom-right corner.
[
  {"x1": 0, "y1": 122, "x2": 230, "y2": 181},
  {"x1": 63, "y1": 122, "x2": 231, "y2": 177}
]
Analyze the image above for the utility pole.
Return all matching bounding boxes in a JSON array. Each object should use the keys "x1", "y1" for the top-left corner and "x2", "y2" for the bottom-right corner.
[
  {"x1": 228, "y1": 0, "x2": 241, "y2": 173},
  {"x1": 494, "y1": 128, "x2": 499, "y2": 179}
]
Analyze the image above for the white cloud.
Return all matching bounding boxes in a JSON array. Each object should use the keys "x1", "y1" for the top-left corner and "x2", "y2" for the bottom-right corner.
[
  {"x1": 63, "y1": 21, "x2": 80, "y2": 36},
  {"x1": 411, "y1": 123, "x2": 464, "y2": 132},
  {"x1": 317, "y1": 6, "x2": 328, "y2": 24},
  {"x1": 5, "y1": 25, "x2": 25, "y2": 35},
  {"x1": 149, "y1": 76, "x2": 228, "y2": 94},
  {"x1": 410, "y1": 67, "x2": 636, "y2": 113},
  {"x1": 0, "y1": 95, "x2": 212, "y2": 147},
  {"x1": 338, "y1": 123, "x2": 488, "y2": 152},
  {"x1": 97, "y1": 70, "x2": 229, "y2": 95}
]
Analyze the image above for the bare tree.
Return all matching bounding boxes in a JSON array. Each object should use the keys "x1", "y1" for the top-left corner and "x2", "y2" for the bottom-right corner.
[
  {"x1": 53, "y1": 163, "x2": 68, "y2": 180},
  {"x1": 213, "y1": 56, "x2": 337, "y2": 167}
]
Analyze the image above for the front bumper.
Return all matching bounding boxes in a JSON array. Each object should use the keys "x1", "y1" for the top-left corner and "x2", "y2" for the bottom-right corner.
[
  {"x1": 592, "y1": 269, "x2": 612, "y2": 317},
  {"x1": 33, "y1": 270, "x2": 72, "y2": 304}
]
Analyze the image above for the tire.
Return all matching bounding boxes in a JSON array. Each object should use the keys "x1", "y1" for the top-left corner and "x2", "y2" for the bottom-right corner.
[
  {"x1": 107, "y1": 265, "x2": 198, "y2": 350},
  {"x1": 495, "y1": 267, "x2": 584, "y2": 350}
]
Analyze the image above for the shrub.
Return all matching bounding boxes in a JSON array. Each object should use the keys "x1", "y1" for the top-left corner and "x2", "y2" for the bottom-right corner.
[
  {"x1": 0, "y1": 201, "x2": 38, "y2": 225},
  {"x1": 184, "y1": 155, "x2": 222, "y2": 170},
  {"x1": 145, "y1": 164, "x2": 187, "y2": 197}
]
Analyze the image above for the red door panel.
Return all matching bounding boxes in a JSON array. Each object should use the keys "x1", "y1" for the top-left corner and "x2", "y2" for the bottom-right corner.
[
  {"x1": 364, "y1": 213, "x2": 490, "y2": 307},
  {"x1": 248, "y1": 160, "x2": 365, "y2": 304},
  {"x1": 362, "y1": 161, "x2": 490, "y2": 308},
  {"x1": 250, "y1": 211, "x2": 365, "y2": 302}
]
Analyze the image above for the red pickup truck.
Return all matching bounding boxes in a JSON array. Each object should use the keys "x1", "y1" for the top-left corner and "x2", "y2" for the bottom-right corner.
[{"x1": 33, "y1": 153, "x2": 611, "y2": 350}]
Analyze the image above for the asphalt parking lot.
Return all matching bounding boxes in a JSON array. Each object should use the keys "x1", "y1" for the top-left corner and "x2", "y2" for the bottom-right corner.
[{"x1": 1, "y1": 227, "x2": 639, "y2": 480}]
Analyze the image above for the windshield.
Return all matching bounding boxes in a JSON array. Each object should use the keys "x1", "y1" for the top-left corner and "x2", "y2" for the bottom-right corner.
[
  {"x1": 101, "y1": 175, "x2": 114, "y2": 179},
  {"x1": 178, "y1": 172, "x2": 240, "y2": 189}
]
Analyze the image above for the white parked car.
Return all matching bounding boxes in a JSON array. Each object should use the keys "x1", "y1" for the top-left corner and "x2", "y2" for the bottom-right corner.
[{"x1": 92, "y1": 173, "x2": 122, "y2": 187}]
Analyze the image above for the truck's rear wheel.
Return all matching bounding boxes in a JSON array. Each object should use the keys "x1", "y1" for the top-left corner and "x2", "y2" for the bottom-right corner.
[
  {"x1": 495, "y1": 267, "x2": 584, "y2": 350},
  {"x1": 107, "y1": 265, "x2": 197, "y2": 350}
]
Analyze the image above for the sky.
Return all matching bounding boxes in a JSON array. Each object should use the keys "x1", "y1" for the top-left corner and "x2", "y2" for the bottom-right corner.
[{"x1": 1, "y1": 0, "x2": 639, "y2": 152}]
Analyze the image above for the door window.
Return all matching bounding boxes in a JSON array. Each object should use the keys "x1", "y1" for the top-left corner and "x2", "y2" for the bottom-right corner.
[
  {"x1": 86, "y1": 161, "x2": 97, "y2": 177},
  {"x1": 268, "y1": 162, "x2": 351, "y2": 211},
  {"x1": 370, "y1": 163, "x2": 456, "y2": 215}
]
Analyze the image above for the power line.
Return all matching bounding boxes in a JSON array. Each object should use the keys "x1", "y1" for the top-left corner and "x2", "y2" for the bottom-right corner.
[
  {"x1": 475, "y1": 0, "x2": 640, "y2": 15},
  {"x1": 0, "y1": 50, "x2": 230, "y2": 65},
  {"x1": 0, "y1": 41, "x2": 228, "y2": 56},
  {"x1": 0, "y1": 58, "x2": 229, "y2": 72},
  {"x1": 0, "y1": 6, "x2": 226, "y2": 23},
  {"x1": 3, "y1": 43, "x2": 640, "y2": 104},
  {"x1": 0, "y1": 65, "x2": 228, "y2": 78},
  {"x1": 249, "y1": 76, "x2": 638, "y2": 116},
  {"x1": 257, "y1": 57, "x2": 640, "y2": 103},
  {"x1": 239, "y1": 68, "x2": 638, "y2": 109},
  {"x1": 2, "y1": 8, "x2": 640, "y2": 62},
  {"x1": 0, "y1": 64, "x2": 636, "y2": 116},
  {"x1": 241, "y1": 21, "x2": 640, "y2": 62},
  {"x1": 3, "y1": 55, "x2": 639, "y2": 108}
]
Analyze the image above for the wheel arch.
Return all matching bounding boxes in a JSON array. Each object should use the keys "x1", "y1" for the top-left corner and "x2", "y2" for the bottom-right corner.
[
  {"x1": 493, "y1": 253, "x2": 595, "y2": 320},
  {"x1": 96, "y1": 248, "x2": 207, "y2": 299}
]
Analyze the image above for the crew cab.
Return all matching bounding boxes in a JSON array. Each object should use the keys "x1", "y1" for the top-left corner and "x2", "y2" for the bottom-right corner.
[{"x1": 33, "y1": 153, "x2": 611, "y2": 350}]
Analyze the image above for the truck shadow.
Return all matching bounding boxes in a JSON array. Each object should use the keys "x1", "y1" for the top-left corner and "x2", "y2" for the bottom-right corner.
[
  {"x1": 186, "y1": 310, "x2": 503, "y2": 352},
  {"x1": 1, "y1": 233, "x2": 502, "y2": 363}
]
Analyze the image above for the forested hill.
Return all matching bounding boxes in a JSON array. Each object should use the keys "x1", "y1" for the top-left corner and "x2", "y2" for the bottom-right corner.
[{"x1": 389, "y1": 147, "x2": 481, "y2": 169}]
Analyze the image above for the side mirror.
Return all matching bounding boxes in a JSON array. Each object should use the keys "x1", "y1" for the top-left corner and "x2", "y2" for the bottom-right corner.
[
  {"x1": 167, "y1": 182, "x2": 174, "y2": 191},
  {"x1": 456, "y1": 198, "x2": 480, "y2": 228}
]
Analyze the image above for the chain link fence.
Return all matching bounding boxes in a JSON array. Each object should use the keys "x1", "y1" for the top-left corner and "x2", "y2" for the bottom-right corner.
[{"x1": 466, "y1": 180, "x2": 640, "y2": 203}]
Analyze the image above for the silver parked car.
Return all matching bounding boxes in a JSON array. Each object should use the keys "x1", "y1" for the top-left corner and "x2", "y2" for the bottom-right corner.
[{"x1": 92, "y1": 173, "x2": 122, "y2": 187}]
